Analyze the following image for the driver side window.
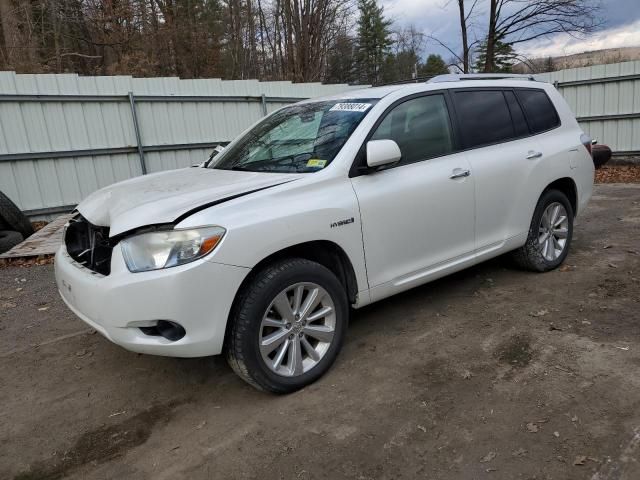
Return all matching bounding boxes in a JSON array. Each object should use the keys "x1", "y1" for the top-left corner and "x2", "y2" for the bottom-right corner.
[{"x1": 371, "y1": 94, "x2": 454, "y2": 165}]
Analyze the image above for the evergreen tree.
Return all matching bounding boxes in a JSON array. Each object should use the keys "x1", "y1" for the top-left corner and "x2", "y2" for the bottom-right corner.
[
  {"x1": 418, "y1": 54, "x2": 449, "y2": 77},
  {"x1": 475, "y1": 39, "x2": 516, "y2": 72},
  {"x1": 356, "y1": 0, "x2": 392, "y2": 85},
  {"x1": 379, "y1": 50, "x2": 420, "y2": 83},
  {"x1": 326, "y1": 33, "x2": 357, "y2": 84}
]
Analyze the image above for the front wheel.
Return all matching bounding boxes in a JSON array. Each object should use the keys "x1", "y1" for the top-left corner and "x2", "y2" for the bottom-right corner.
[
  {"x1": 512, "y1": 189, "x2": 574, "y2": 272},
  {"x1": 225, "y1": 258, "x2": 348, "y2": 393}
]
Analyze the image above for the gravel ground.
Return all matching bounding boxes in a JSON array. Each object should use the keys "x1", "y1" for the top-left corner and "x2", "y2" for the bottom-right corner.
[{"x1": 1, "y1": 183, "x2": 639, "y2": 480}]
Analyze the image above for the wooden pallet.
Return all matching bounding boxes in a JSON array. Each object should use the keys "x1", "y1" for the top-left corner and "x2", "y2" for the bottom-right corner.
[{"x1": 0, "y1": 213, "x2": 74, "y2": 259}]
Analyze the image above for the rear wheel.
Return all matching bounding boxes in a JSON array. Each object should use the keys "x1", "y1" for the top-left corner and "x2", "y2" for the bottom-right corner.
[
  {"x1": 225, "y1": 258, "x2": 348, "y2": 393},
  {"x1": 512, "y1": 189, "x2": 573, "y2": 272}
]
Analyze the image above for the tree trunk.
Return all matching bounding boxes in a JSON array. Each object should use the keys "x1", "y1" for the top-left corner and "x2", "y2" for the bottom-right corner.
[
  {"x1": 0, "y1": 0, "x2": 17, "y2": 67},
  {"x1": 484, "y1": 0, "x2": 497, "y2": 72},
  {"x1": 0, "y1": 0, "x2": 38, "y2": 69},
  {"x1": 457, "y1": 0, "x2": 469, "y2": 73}
]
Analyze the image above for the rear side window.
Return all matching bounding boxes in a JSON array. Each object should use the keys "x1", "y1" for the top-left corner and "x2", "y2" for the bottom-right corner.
[
  {"x1": 515, "y1": 89, "x2": 560, "y2": 133},
  {"x1": 453, "y1": 90, "x2": 515, "y2": 149}
]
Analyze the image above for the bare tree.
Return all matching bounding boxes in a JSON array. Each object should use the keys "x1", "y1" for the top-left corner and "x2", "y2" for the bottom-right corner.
[
  {"x1": 0, "y1": 0, "x2": 39, "y2": 70},
  {"x1": 254, "y1": 0, "x2": 353, "y2": 82},
  {"x1": 1, "y1": 0, "x2": 357, "y2": 81},
  {"x1": 457, "y1": 0, "x2": 479, "y2": 73},
  {"x1": 426, "y1": 0, "x2": 479, "y2": 74},
  {"x1": 483, "y1": 0, "x2": 601, "y2": 72},
  {"x1": 386, "y1": 25, "x2": 425, "y2": 81}
]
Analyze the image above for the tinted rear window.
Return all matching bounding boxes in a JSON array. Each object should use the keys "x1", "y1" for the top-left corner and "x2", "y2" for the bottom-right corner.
[
  {"x1": 453, "y1": 90, "x2": 515, "y2": 149},
  {"x1": 515, "y1": 89, "x2": 560, "y2": 133}
]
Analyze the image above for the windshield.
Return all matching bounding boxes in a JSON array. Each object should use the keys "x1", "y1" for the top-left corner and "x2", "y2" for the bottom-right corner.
[{"x1": 210, "y1": 99, "x2": 378, "y2": 173}]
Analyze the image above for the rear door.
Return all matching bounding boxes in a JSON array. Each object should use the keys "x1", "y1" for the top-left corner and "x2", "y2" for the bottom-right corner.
[{"x1": 451, "y1": 88, "x2": 540, "y2": 252}]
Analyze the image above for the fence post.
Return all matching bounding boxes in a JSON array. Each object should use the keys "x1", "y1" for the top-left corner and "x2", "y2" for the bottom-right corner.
[
  {"x1": 260, "y1": 94, "x2": 268, "y2": 116},
  {"x1": 128, "y1": 91, "x2": 147, "y2": 175}
]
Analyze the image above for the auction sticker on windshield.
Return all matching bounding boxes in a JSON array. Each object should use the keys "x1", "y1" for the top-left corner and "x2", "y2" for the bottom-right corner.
[
  {"x1": 329, "y1": 103, "x2": 372, "y2": 112},
  {"x1": 306, "y1": 159, "x2": 327, "y2": 169}
]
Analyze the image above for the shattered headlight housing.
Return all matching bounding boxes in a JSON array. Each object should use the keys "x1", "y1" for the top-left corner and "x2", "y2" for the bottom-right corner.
[{"x1": 120, "y1": 226, "x2": 226, "y2": 273}]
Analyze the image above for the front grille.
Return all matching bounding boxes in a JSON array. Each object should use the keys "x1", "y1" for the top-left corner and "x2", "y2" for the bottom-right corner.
[{"x1": 64, "y1": 215, "x2": 113, "y2": 275}]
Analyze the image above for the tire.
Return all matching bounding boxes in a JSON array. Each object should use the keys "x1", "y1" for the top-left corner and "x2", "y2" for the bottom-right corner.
[
  {"x1": 592, "y1": 144, "x2": 611, "y2": 169},
  {"x1": 0, "y1": 230, "x2": 24, "y2": 254},
  {"x1": 512, "y1": 189, "x2": 574, "y2": 272},
  {"x1": 225, "y1": 258, "x2": 348, "y2": 394},
  {"x1": 0, "y1": 191, "x2": 34, "y2": 239}
]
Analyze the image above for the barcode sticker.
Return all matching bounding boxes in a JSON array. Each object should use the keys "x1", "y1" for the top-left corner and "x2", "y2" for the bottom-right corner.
[{"x1": 329, "y1": 103, "x2": 372, "y2": 112}]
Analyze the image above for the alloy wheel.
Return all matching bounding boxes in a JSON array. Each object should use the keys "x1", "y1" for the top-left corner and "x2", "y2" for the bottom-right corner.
[
  {"x1": 259, "y1": 282, "x2": 336, "y2": 377},
  {"x1": 538, "y1": 202, "x2": 569, "y2": 261}
]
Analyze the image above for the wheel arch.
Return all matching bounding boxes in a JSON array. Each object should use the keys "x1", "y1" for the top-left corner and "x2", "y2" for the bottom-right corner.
[
  {"x1": 252, "y1": 240, "x2": 358, "y2": 303},
  {"x1": 542, "y1": 177, "x2": 577, "y2": 217},
  {"x1": 223, "y1": 240, "x2": 359, "y2": 350}
]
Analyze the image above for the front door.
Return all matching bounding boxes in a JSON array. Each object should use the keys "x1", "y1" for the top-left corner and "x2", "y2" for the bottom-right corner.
[{"x1": 350, "y1": 93, "x2": 475, "y2": 297}]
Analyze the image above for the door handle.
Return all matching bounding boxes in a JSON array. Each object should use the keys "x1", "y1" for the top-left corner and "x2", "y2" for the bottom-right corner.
[
  {"x1": 450, "y1": 168, "x2": 471, "y2": 179},
  {"x1": 526, "y1": 151, "x2": 543, "y2": 160}
]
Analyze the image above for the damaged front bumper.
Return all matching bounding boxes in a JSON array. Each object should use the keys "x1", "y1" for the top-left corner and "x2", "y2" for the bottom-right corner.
[{"x1": 54, "y1": 243, "x2": 249, "y2": 357}]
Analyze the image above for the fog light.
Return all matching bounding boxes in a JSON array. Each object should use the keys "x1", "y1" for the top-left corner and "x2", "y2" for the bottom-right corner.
[{"x1": 139, "y1": 320, "x2": 186, "y2": 341}]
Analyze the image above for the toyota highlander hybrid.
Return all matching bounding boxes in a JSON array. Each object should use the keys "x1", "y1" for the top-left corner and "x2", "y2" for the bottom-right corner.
[{"x1": 55, "y1": 74, "x2": 594, "y2": 393}]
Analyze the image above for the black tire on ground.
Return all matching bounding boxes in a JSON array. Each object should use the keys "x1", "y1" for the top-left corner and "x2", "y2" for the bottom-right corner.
[
  {"x1": 0, "y1": 230, "x2": 24, "y2": 254},
  {"x1": 0, "y1": 191, "x2": 34, "y2": 239},
  {"x1": 511, "y1": 189, "x2": 574, "y2": 272},
  {"x1": 225, "y1": 258, "x2": 348, "y2": 394}
]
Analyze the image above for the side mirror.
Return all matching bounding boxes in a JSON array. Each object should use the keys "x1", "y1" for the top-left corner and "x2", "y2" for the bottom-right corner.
[{"x1": 366, "y1": 139, "x2": 401, "y2": 168}]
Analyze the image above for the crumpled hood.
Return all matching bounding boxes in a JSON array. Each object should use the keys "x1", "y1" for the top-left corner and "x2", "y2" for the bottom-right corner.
[{"x1": 77, "y1": 168, "x2": 298, "y2": 236}]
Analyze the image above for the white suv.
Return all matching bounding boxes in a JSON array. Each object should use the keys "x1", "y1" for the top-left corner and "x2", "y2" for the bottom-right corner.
[{"x1": 55, "y1": 75, "x2": 594, "y2": 393}]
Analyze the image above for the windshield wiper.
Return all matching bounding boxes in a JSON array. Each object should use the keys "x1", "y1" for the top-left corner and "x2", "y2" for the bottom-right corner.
[
  {"x1": 228, "y1": 153, "x2": 313, "y2": 172},
  {"x1": 229, "y1": 164, "x2": 256, "y2": 171}
]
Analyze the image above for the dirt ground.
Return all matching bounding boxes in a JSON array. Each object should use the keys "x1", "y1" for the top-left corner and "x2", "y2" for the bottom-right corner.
[{"x1": 1, "y1": 184, "x2": 639, "y2": 480}]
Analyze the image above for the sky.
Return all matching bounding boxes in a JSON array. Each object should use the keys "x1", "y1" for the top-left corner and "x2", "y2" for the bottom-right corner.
[{"x1": 380, "y1": 0, "x2": 640, "y2": 61}]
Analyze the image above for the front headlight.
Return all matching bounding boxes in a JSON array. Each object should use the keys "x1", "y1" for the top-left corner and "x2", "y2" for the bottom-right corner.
[{"x1": 120, "y1": 226, "x2": 226, "y2": 273}]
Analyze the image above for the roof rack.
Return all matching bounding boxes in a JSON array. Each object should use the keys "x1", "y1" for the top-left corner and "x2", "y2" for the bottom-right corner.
[
  {"x1": 427, "y1": 73, "x2": 538, "y2": 83},
  {"x1": 375, "y1": 76, "x2": 434, "y2": 86}
]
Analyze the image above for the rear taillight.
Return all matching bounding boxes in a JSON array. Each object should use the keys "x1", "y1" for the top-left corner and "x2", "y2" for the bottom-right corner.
[{"x1": 580, "y1": 133, "x2": 592, "y2": 156}]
